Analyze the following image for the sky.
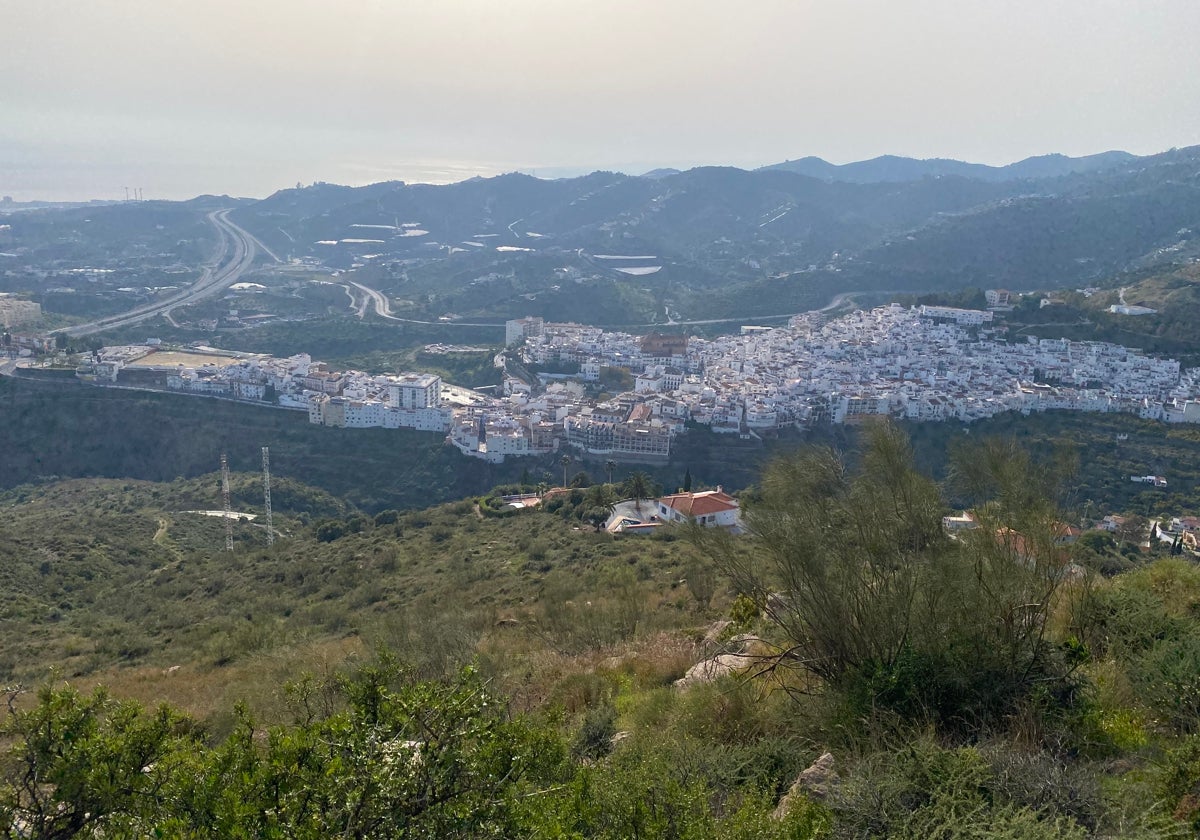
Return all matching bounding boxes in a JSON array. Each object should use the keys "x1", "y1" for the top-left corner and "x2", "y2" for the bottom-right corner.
[{"x1": 3, "y1": 0, "x2": 1200, "y2": 201}]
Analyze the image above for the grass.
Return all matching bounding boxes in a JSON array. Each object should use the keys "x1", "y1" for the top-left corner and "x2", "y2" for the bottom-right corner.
[{"x1": 0, "y1": 475, "x2": 723, "y2": 719}]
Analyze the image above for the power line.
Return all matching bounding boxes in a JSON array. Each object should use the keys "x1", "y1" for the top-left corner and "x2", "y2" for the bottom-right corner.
[
  {"x1": 221, "y1": 452, "x2": 233, "y2": 552},
  {"x1": 262, "y1": 446, "x2": 274, "y2": 546}
]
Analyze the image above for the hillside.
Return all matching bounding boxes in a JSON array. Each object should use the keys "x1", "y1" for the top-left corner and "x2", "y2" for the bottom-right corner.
[
  {"x1": 0, "y1": 373, "x2": 787, "y2": 510},
  {"x1": 979, "y1": 262, "x2": 1200, "y2": 365},
  {"x1": 6, "y1": 372, "x2": 1200, "y2": 519},
  {"x1": 852, "y1": 148, "x2": 1200, "y2": 290},
  {"x1": 213, "y1": 146, "x2": 1200, "y2": 329},
  {"x1": 0, "y1": 375, "x2": 523, "y2": 512},
  {"x1": 7, "y1": 429, "x2": 1200, "y2": 836},
  {"x1": 0, "y1": 474, "x2": 712, "y2": 694},
  {"x1": 7, "y1": 411, "x2": 1200, "y2": 689}
]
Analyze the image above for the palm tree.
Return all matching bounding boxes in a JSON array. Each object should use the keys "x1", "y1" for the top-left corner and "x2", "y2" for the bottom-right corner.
[
  {"x1": 560, "y1": 454, "x2": 572, "y2": 489},
  {"x1": 605, "y1": 459, "x2": 617, "y2": 485},
  {"x1": 585, "y1": 483, "x2": 618, "y2": 532},
  {"x1": 625, "y1": 470, "x2": 652, "y2": 512},
  {"x1": 586, "y1": 482, "x2": 617, "y2": 511}
]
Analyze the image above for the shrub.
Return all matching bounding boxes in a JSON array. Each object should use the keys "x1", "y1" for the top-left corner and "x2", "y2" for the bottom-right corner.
[
  {"x1": 548, "y1": 672, "x2": 613, "y2": 714},
  {"x1": 1129, "y1": 632, "x2": 1200, "y2": 734},
  {"x1": 572, "y1": 705, "x2": 618, "y2": 760},
  {"x1": 830, "y1": 738, "x2": 1091, "y2": 839},
  {"x1": 313, "y1": 519, "x2": 347, "y2": 542},
  {"x1": 373, "y1": 509, "x2": 399, "y2": 526},
  {"x1": 697, "y1": 424, "x2": 1081, "y2": 736}
]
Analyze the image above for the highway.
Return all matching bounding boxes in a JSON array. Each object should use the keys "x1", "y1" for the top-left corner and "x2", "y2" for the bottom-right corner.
[{"x1": 53, "y1": 209, "x2": 277, "y2": 338}]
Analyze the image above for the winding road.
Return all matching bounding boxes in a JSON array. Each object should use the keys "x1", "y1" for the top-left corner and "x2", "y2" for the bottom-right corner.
[
  {"x1": 341, "y1": 281, "x2": 867, "y2": 332},
  {"x1": 53, "y1": 209, "x2": 278, "y2": 338}
]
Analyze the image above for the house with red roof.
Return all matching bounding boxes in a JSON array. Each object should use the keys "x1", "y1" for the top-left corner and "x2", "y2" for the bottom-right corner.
[{"x1": 655, "y1": 488, "x2": 741, "y2": 528}]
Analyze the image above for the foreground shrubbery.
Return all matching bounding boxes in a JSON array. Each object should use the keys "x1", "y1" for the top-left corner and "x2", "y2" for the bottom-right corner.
[
  {"x1": 0, "y1": 662, "x2": 823, "y2": 839},
  {"x1": 4, "y1": 657, "x2": 1192, "y2": 839},
  {"x1": 697, "y1": 423, "x2": 1086, "y2": 737}
]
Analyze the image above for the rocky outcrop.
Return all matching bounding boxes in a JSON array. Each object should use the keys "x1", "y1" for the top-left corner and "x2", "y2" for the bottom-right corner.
[
  {"x1": 674, "y1": 653, "x2": 754, "y2": 688},
  {"x1": 773, "y1": 752, "x2": 839, "y2": 818},
  {"x1": 675, "y1": 633, "x2": 764, "y2": 688}
]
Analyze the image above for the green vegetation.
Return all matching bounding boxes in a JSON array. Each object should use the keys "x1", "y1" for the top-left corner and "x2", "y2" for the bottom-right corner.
[
  {"x1": 0, "y1": 376, "x2": 524, "y2": 512},
  {"x1": 998, "y1": 274, "x2": 1200, "y2": 367},
  {"x1": 699, "y1": 425, "x2": 1079, "y2": 733},
  {"x1": 337, "y1": 347, "x2": 502, "y2": 390},
  {"x1": 0, "y1": 473, "x2": 712, "y2": 686},
  {"x1": 901, "y1": 411, "x2": 1200, "y2": 517},
  {"x1": 1, "y1": 662, "x2": 829, "y2": 839},
  {"x1": 5, "y1": 423, "x2": 1200, "y2": 834}
]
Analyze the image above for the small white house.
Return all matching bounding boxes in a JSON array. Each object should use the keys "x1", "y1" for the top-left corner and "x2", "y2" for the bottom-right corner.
[{"x1": 656, "y1": 489, "x2": 740, "y2": 528}]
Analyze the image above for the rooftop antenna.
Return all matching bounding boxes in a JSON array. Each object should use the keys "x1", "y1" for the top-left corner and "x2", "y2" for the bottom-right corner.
[
  {"x1": 262, "y1": 446, "x2": 274, "y2": 546},
  {"x1": 221, "y1": 453, "x2": 233, "y2": 551}
]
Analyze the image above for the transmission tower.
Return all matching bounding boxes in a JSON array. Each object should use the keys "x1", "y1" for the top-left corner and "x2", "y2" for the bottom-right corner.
[
  {"x1": 220, "y1": 453, "x2": 233, "y2": 552},
  {"x1": 262, "y1": 446, "x2": 274, "y2": 546}
]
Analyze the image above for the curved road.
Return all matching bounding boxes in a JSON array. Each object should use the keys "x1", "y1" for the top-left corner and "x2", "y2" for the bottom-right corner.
[
  {"x1": 346, "y1": 279, "x2": 507, "y2": 328},
  {"x1": 343, "y1": 280, "x2": 867, "y2": 332},
  {"x1": 53, "y1": 209, "x2": 278, "y2": 338}
]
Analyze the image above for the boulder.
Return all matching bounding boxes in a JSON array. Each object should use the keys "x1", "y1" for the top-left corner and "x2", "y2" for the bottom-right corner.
[
  {"x1": 674, "y1": 652, "x2": 752, "y2": 688},
  {"x1": 726, "y1": 633, "x2": 761, "y2": 653},
  {"x1": 773, "y1": 752, "x2": 838, "y2": 819},
  {"x1": 702, "y1": 619, "x2": 733, "y2": 645}
]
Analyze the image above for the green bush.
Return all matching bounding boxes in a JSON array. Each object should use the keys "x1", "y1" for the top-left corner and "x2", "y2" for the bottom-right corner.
[
  {"x1": 1158, "y1": 734, "x2": 1200, "y2": 831},
  {"x1": 698, "y1": 424, "x2": 1083, "y2": 737},
  {"x1": 572, "y1": 705, "x2": 618, "y2": 760},
  {"x1": 830, "y1": 739, "x2": 1091, "y2": 839},
  {"x1": 1129, "y1": 633, "x2": 1200, "y2": 734}
]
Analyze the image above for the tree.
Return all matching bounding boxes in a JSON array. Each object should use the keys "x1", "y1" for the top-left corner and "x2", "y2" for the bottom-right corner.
[
  {"x1": 1116, "y1": 514, "x2": 1149, "y2": 547},
  {"x1": 605, "y1": 459, "x2": 617, "y2": 485},
  {"x1": 0, "y1": 664, "x2": 567, "y2": 838},
  {"x1": 585, "y1": 482, "x2": 617, "y2": 512},
  {"x1": 623, "y1": 471, "x2": 653, "y2": 512},
  {"x1": 1077, "y1": 530, "x2": 1116, "y2": 554},
  {"x1": 560, "y1": 454, "x2": 572, "y2": 489},
  {"x1": 0, "y1": 685, "x2": 198, "y2": 839},
  {"x1": 694, "y1": 421, "x2": 1078, "y2": 731},
  {"x1": 189, "y1": 662, "x2": 553, "y2": 838},
  {"x1": 682, "y1": 467, "x2": 693, "y2": 493},
  {"x1": 585, "y1": 506, "x2": 612, "y2": 532}
]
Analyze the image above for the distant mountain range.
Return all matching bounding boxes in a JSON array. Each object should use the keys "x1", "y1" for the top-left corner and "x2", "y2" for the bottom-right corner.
[
  {"x1": 755, "y1": 150, "x2": 1137, "y2": 183},
  {"x1": 216, "y1": 144, "x2": 1200, "y2": 323},
  {"x1": 0, "y1": 142, "x2": 1165, "y2": 328}
]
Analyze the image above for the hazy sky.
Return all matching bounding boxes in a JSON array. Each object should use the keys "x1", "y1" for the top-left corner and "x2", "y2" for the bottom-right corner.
[{"x1": 4, "y1": 0, "x2": 1200, "y2": 201}]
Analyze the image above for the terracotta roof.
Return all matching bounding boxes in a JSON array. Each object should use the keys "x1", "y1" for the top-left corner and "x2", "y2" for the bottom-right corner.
[
  {"x1": 1052, "y1": 522, "x2": 1081, "y2": 540},
  {"x1": 628, "y1": 404, "x2": 652, "y2": 422},
  {"x1": 659, "y1": 490, "x2": 739, "y2": 517}
]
